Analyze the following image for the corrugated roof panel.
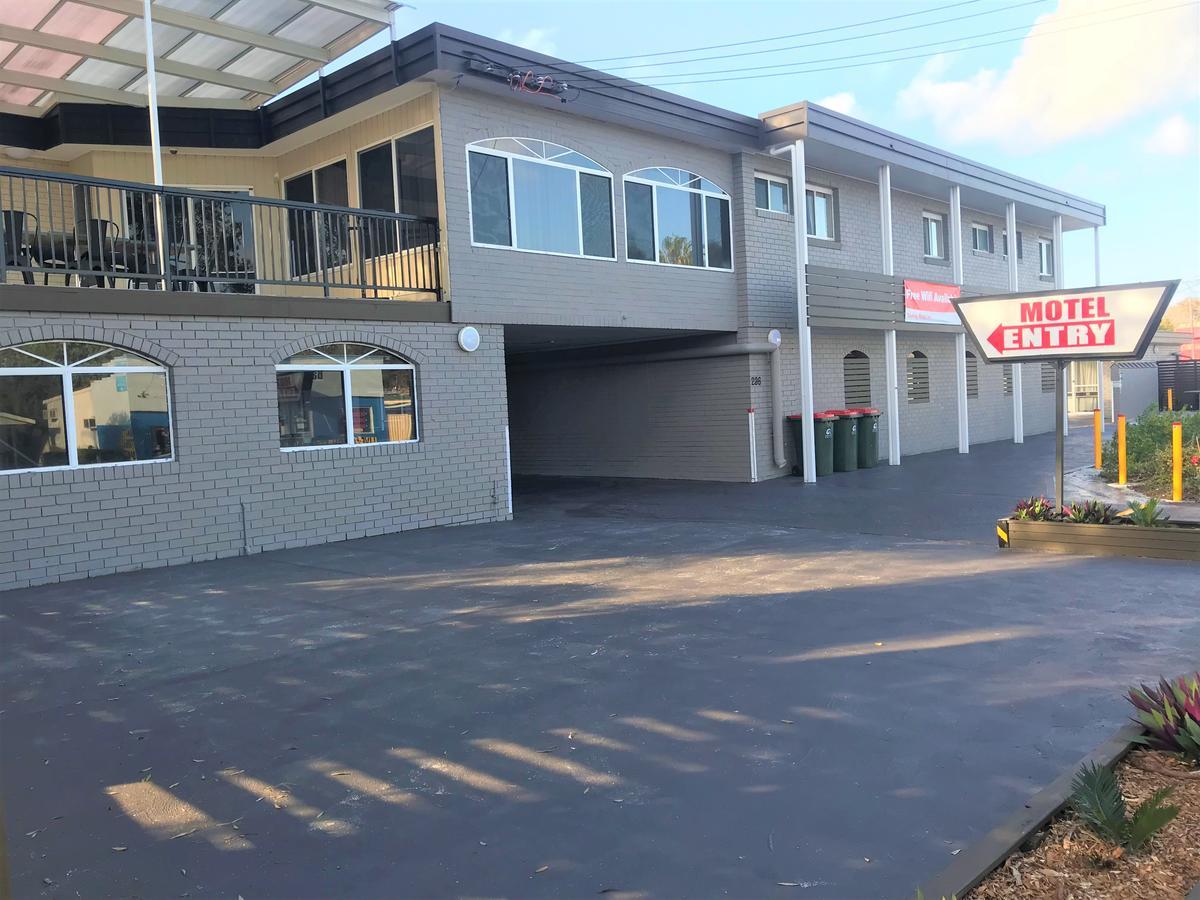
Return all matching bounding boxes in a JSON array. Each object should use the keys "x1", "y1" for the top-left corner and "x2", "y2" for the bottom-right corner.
[
  {"x1": 66, "y1": 58, "x2": 141, "y2": 87},
  {"x1": 222, "y1": 46, "x2": 299, "y2": 81},
  {"x1": 185, "y1": 82, "x2": 245, "y2": 99},
  {"x1": 7, "y1": 46, "x2": 80, "y2": 79},
  {"x1": 274, "y1": 5, "x2": 362, "y2": 46},
  {"x1": 217, "y1": 0, "x2": 307, "y2": 32},
  {"x1": 155, "y1": 0, "x2": 228, "y2": 15},
  {"x1": 0, "y1": 0, "x2": 59, "y2": 30},
  {"x1": 104, "y1": 18, "x2": 193, "y2": 57},
  {"x1": 126, "y1": 71, "x2": 197, "y2": 97},
  {"x1": 42, "y1": 1, "x2": 127, "y2": 42},
  {"x1": 165, "y1": 32, "x2": 244, "y2": 69},
  {"x1": 0, "y1": 84, "x2": 44, "y2": 105}
]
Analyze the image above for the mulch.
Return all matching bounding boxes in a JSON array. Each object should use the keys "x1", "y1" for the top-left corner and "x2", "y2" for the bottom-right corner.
[{"x1": 969, "y1": 750, "x2": 1200, "y2": 900}]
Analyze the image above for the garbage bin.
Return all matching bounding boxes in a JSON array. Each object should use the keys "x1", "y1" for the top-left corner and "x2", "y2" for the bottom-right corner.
[
  {"x1": 786, "y1": 412, "x2": 837, "y2": 477},
  {"x1": 829, "y1": 409, "x2": 861, "y2": 472},
  {"x1": 851, "y1": 407, "x2": 881, "y2": 469}
]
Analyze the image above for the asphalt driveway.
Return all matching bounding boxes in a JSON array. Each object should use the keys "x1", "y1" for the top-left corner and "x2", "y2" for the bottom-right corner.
[{"x1": 1, "y1": 432, "x2": 1196, "y2": 899}]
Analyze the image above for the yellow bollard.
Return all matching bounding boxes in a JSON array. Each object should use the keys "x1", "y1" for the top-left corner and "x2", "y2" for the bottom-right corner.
[
  {"x1": 1173, "y1": 421, "x2": 1183, "y2": 502},
  {"x1": 1167, "y1": 387, "x2": 1174, "y2": 410},
  {"x1": 1093, "y1": 408, "x2": 1102, "y2": 469},
  {"x1": 1117, "y1": 415, "x2": 1127, "y2": 485}
]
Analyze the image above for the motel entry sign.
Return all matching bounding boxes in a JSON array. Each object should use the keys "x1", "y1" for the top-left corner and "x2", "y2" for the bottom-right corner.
[{"x1": 952, "y1": 281, "x2": 1179, "y2": 363}]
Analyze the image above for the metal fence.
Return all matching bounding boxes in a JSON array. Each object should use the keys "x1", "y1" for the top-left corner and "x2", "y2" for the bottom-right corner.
[
  {"x1": 1158, "y1": 358, "x2": 1200, "y2": 411},
  {"x1": 0, "y1": 165, "x2": 441, "y2": 300}
]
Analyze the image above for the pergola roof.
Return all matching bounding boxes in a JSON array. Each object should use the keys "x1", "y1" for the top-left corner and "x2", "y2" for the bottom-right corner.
[{"x1": 0, "y1": 0, "x2": 393, "y2": 115}]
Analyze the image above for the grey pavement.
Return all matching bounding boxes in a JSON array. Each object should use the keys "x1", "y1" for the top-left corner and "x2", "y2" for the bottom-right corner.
[{"x1": 1, "y1": 430, "x2": 1197, "y2": 900}]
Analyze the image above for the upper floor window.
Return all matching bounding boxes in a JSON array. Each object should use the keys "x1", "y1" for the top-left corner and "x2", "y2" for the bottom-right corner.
[
  {"x1": 624, "y1": 167, "x2": 732, "y2": 270},
  {"x1": 754, "y1": 173, "x2": 791, "y2": 214},
  {"x1": 1, "y1": 341, "x2": 172, "y2": 473},
  {"x1": 359, "y1": 127, "x2": 439, "y2": 221},
  {"x1": 970, "y1": 223, "x2": 993, "y2": 253},
  {"x1": 1038, "y1": 237, "x2": 1055, "y2": 277},
  {"x1": 806, "y1": 185, "x2": 837, "y2": 241},
  {"x1": 284, "y1": 159, "x2": 350, "y2": 276},
  {"x1": 467, "y1": 138, "x2": 614, "y2": 259},
  {"x1": 277, "y1": 344, "x2": 417, "y2": 450},
  {"x1": 1002, "y1": 230, "x2": 1023, "y2": 259},
  {"x1": 922, "y1": 212, "x2": 947, "y2": 260}
]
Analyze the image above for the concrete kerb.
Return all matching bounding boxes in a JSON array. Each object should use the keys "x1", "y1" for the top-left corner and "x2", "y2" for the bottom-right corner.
[{"x1": 915, "y1": 723, "x2": 1144, "y2": 900}]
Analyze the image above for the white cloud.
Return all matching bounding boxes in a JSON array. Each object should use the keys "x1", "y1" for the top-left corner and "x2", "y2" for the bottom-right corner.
[
  {"x1": 816, "y1": 92, "x2": 858, "y2": 116},
  {"x1": 896, "y1": 0, "x2": 1200, "y2": 151},
  {"x1": 1143, "y1": 114, "x2": 1197, "y2": 156},
  {"x1": 496, "y1": 27, "x2": 558, "y2": 57}
]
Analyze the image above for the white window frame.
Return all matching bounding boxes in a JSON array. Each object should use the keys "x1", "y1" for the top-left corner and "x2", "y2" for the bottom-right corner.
[
  {"x1": 1038, "y1": 237, "x2": 1054, "y2": 276},
  {"x1": 753, "y1": 172, "x2": 792, "y2": 214},
  {"x1": 805, "y1": 184, "x2": 836, "y2": 240},
  {"x1": 970, "y1": 222, "x2": 992, "y2": 253},
  {"x1": 1, "y1": 341, "x2": 174, "y2": 476},
  {"x1": 1001, "y1": 229, "x2": 1022, "y2": 259},
  {"x1": 276, "y1": 343, "x2": 419, "y2": 452},
  {"x1": 465, "y1": 138, "x2": 617, "y2": 262},
  {"x1": 623, "y1": 167, "x2": 734, "y2": 272},
  {"x1": 922, "y1": 211, "x2": 947, "y2": 259}
]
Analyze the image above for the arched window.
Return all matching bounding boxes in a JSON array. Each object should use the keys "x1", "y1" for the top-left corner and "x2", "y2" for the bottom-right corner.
[
  {"x1": 906, "y1": 350, "x2": 930, "y2": 403},
  {"x1": 843, "y1": 350, "x2": 871, "y2": 407},
  {"x1": 276, "y1": 343, "x2": 417, "y2": 450},
  {"x1": 1, "y1": 340, "x2": 172, "y2": 473},
  {"x1": 623, "y1": 167, "x2": 732, "y2": 270},
  {"x1": 965, "y1": 350, "x2": 979, "y2": 399},
  {"x1": 467, "y1": 138, "x2": 614, "y2": 258}
]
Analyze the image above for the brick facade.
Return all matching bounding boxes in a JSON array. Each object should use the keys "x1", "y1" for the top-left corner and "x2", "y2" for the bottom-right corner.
[{"x1": 0, "y1": 314, "x2": 509, "y2": 590}]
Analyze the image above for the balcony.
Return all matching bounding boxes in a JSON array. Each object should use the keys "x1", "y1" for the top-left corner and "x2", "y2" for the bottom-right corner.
[{"x1": 0, "y1": 166, "x2": 441, "y2": 303}]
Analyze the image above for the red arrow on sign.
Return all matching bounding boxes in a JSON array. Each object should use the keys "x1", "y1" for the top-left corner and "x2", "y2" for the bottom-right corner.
[{"x1": 986, "y1": 320, "x2": 1116, "y2": 354}]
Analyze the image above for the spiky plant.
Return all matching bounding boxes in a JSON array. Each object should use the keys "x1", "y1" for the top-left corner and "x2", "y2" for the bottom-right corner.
[
  {"x1": 1129, "y1": 673, "x2": 1200, "y2": 765},
  {"x1": 1012, "y1": 496, "x2": 1058, "y2": 521},
  {"x1": 1070, "y1": 762, "x2": 1178, "y2": 851},
  {"x1": 1125, "y1": 498, "x2": 1170, "y2": 527},
  {"x1": 1062, "y1": 500, "x2": 1119, "y2": 524}
]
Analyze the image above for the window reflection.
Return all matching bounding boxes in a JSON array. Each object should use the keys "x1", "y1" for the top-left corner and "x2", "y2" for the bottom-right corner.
[
  {"x1": 71, "y1": 372, "x2": 171, "y2": 465},
  {"x1": 277, "y1": 371, "x2": 346, "y2": 448}
]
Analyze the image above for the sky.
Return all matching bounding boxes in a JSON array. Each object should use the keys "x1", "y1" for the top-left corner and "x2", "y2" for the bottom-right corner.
[{"x1": 323, "y1": 0, "x2": 1199, "y2": 301}]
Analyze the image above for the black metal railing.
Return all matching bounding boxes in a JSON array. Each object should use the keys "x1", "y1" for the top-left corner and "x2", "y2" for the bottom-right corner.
[{"x1": 0, "y1": 165, "x2": 441, "y2": 300}]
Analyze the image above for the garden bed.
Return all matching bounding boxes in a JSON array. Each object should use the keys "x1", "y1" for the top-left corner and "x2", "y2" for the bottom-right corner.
[
  {"x1": 1101, "y1": 408, "x2": 1199, "y2": 502},
  {"x1": 998, "y1": 517, "x2": 1200, "y2": 561},
  {"x1": 969, "y1": 749, "x2": 1200, "y2": 899}
]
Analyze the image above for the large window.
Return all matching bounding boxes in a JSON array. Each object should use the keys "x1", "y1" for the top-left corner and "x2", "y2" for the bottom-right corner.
[
  {"x1": 276, "y1": 343, "x2": 417, "y2": 450},
  {"x1": 806, "y1": 185, "x2": 837, "y2": 241},
  {"x1": 922, "y1": 212, "x2": 947, "y2": 260},
  {"x1": 1, "y1": 341, "x2": 172, "y2": 473},
  {"x1": 624, "y1": 167, "x2": 732, "y2": 270},
  {"x1": 284, "y1": 159, "x2": 350, "y2": 276},
  {"x1": 970, "y1": 223, "x2": 993, "y2": 253},
  {"x1": 754, "y1": 173, "x2": 791, "y2": 214},
  {"x1": 358, "y1": 127, "x2": 439, "y2": 256},
  {"x1": 467, "y1": 138, "x2": 614, "y2": 259}
]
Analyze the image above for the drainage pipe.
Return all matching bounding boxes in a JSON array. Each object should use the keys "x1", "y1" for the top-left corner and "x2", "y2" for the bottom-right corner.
[{"x1": 510, "y1": 340, "x2": 788, "y2": 470}]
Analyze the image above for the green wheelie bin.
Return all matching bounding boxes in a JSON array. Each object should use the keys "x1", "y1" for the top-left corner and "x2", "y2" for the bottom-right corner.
[
  {"x1": 829, "y1": 409, "x2": 861, "y2": 472},
  {"x1": 851, "y1": 407, "x2": 881, "y2": 469},
  {"x1": 787, "y1": 412, "x2": 836, "y2": 477}
]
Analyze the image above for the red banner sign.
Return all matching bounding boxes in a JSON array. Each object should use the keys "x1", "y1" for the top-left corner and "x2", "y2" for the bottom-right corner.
[{"x1": 904, "y1": 279, "x2": 961, "y2": 326}]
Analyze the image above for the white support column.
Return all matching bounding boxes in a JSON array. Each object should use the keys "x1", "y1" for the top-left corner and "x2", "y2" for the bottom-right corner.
[
  {"x1": 880, "y1": 165, "x2": 900, "y2": 465},
  {"x1": 142, "y1": 0, "x2": 168, "y2": 290},
  {"x1": 1094, "y1": 225, "x2": 1105, "y2": 421},
  {"x1": 949, "y1": 184, "x2": 967, "y2": 452},
  {"x1": 878, "y1": 164, "x2": 894, "y2": 276},
  {"x1": 1054, "y1": 214, "x2": 1068, "y2": 433},
  {"x1": 1006, "y1": 201, "x2": 1023, "y2": 443},
  {"x1": 885, "y1": 329, "x2": 901, "y2": 465},
  {"x1": 789, "y1": 139, "x2": 817, "y2": 483},
  {"x1": 949, "y1": 184, "x2": 964, "y2": 287}
]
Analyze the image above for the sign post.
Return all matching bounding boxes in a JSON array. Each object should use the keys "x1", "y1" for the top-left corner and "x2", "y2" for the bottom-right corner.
[{"x1": 952, "y1": 280, "x2": 1178, "y2": 509}]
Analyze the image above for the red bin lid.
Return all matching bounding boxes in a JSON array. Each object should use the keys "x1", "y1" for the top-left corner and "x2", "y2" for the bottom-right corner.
[
  {"x1": 827, "y1": 408, "x2": 862, "y2": 417},
  {"x1": 849, "y1": 407, "x2": 880, "y2": 415},
  {"x1": 813, "y1": 411, "x2": 837, "y2": 420}
]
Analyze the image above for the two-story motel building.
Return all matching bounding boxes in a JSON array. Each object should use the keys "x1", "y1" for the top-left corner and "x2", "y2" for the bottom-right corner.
[{"x1": 0, "y1": 14, "x2": 1106, "y2": 588}]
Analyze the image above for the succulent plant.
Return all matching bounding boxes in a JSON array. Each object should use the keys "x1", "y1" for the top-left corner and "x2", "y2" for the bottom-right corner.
[
  {"x1": 1062, "y1": 500, "x2": 1119, "y2": 524},
  {"x1": 1012, "y1": 496, "x2": 1058, "y2": 521},
  {"x1": 1128, "y1": 673, "x2": 1200, "y2": 765}
]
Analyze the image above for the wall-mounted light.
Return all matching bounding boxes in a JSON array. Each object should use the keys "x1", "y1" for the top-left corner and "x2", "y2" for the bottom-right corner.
[{"x1": 457, "y1": 326, "x2": 481, "y2": 353}]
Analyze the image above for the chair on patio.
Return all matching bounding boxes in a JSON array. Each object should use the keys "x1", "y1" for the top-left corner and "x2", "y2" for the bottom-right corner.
[
  {"x1": 1, "y1": 210, "x2": 38, "y2": 285},
  {"x1": 73, "y1": 217, "x2": 129, "y2": 288}
]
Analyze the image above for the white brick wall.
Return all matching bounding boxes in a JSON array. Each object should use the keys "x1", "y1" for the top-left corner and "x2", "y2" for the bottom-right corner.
[{"x1": 0, "y1": 313, "x2": 510, "y2": 590}]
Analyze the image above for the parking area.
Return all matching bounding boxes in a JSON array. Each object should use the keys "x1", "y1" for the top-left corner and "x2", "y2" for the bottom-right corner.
[{"x1": 1, "y1": 432, "x2": 1196, "y2": 899}]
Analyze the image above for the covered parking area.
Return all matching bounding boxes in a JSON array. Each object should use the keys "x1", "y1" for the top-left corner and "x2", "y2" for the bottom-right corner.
[{"x1": 504, "y1": 324, "x2": 787, "y2": 483}]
